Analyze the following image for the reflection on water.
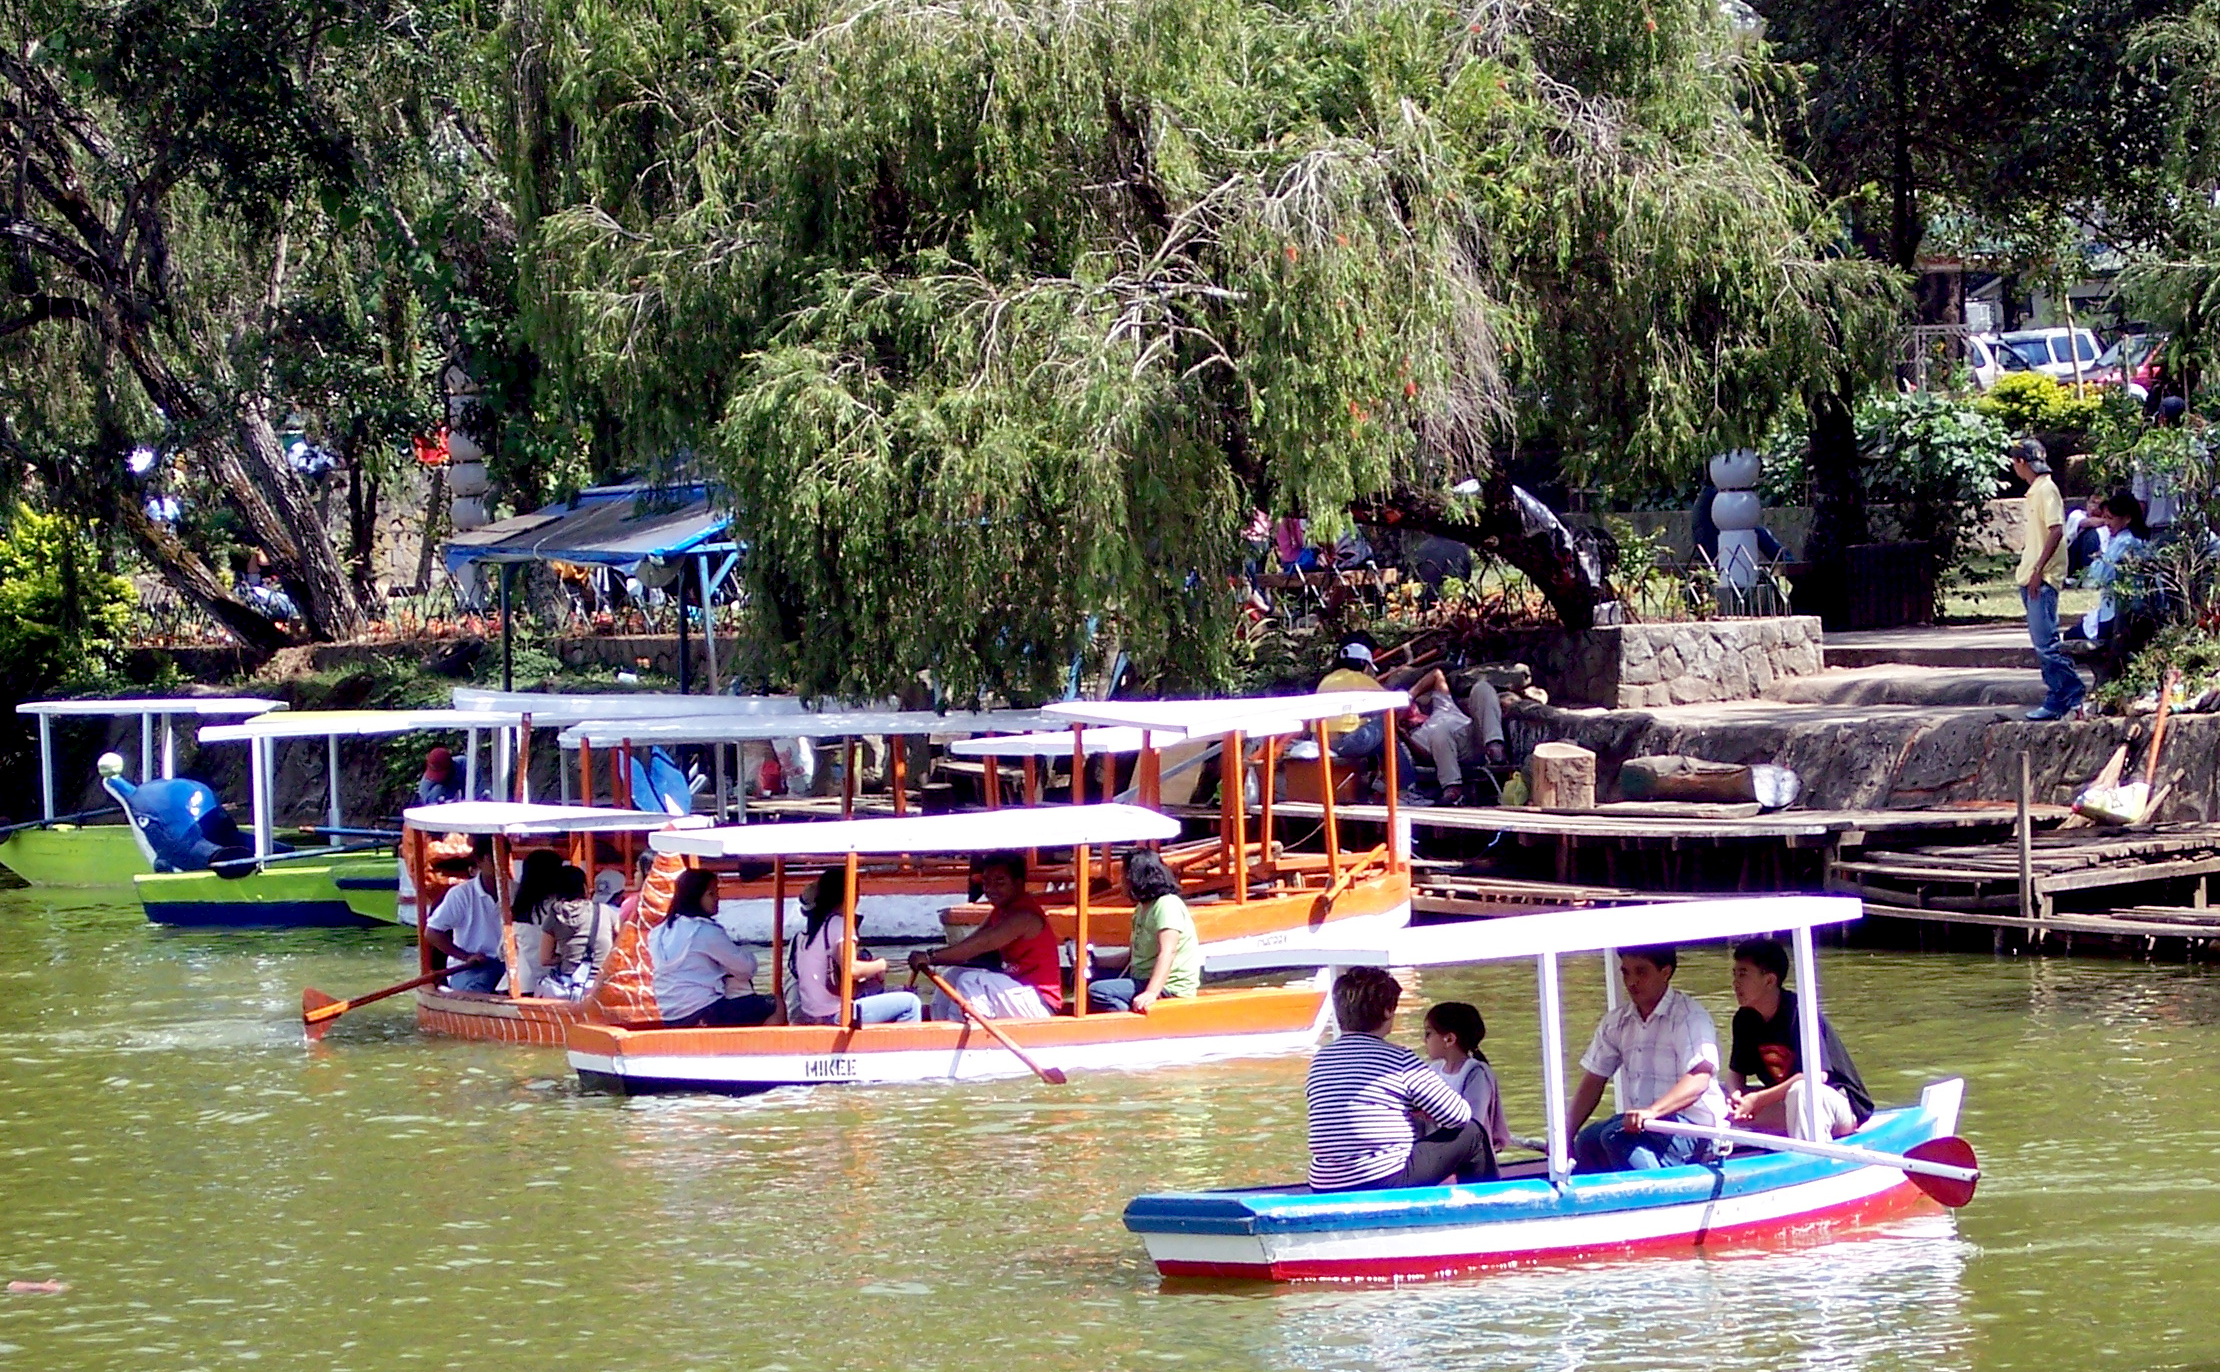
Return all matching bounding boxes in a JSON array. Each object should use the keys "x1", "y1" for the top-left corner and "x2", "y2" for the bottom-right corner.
[{"x1": 0, "y1": 887, "x2": 2216, "y2": 1370}]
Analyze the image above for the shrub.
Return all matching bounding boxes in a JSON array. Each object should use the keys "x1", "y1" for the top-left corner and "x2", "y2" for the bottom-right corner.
[
  {"x1": 0, "y1": 503, "x2": 134, "y2": 701},
  {"x1": 1974, "y1": 373, "x2": 2102, "y2": 436},
  {"x1": 1858, "y1": 391, "x2": 2009, "y2": 595}
]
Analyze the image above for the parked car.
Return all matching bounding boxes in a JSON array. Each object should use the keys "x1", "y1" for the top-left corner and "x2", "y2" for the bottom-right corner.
[
  {"x1": 1997, "y1": 327, "x2": 2103, "y2": 382},
  {"x1": 1965, "y1": 333, "x2": 2006, "y2": 391},
  {"x1": 2089, "y1": 332, "x2": 2168, "y2": 400}
]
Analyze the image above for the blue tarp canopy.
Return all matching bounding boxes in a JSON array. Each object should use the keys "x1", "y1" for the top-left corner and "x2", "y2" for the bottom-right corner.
[{"x1": 443, "y1": 483, "x2": 734, "y2": 576}]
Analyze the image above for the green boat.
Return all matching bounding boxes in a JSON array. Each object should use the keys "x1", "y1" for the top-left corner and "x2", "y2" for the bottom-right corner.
[
  {"x1": 3, "y1": 696, "x2": 287, "y2": 887},
  {"x1": 0, "y1": 824, "x2": 151, "y2": 887},
  {"x1": 136, "y1": 852, "x2": 401, "y2": 928}
]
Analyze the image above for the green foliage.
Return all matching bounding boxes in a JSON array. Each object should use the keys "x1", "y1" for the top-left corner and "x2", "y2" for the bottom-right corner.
[
  {"x1": 514, "y1": 0, "x2": 1897, "y2": 700},
  {"x1": 0, "y1": 504, "x2": 135, "y2": 702},
  {"x1": 1857, "y1": 391, "x2": 2008, "y2": 588},
  {"x1": 1973, "y1": 374, "x2": 2103, "y2": 436}
]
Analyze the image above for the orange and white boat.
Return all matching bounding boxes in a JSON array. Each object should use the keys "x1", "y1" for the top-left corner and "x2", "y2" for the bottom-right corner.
[
  {"x1": 564, "y1": 804, "x2": 1334, "y2": 1094},
  {"x1": 397, "y1": 801, "x2": 708, "y2": 1044}
]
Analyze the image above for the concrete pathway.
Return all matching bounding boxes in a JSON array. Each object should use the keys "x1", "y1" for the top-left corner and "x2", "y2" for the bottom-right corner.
[{"x1": 1824, "y1": 624, "x2": 2037, "y2": 669}]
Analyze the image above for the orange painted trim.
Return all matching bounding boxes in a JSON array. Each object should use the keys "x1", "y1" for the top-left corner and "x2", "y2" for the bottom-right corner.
[
  {"x1": 944, "y1": 870, "x2": 1407, "y2": 946},
  {"x1": 416, "y1": 986, "x2": 594, "y2": 1045}
]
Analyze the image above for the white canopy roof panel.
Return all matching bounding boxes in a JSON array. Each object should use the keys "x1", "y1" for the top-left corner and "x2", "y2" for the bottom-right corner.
[
  {"x1": 559, "y1": 708, "x2": 1070, "y2": 749},
  {"x1": 1203, "y1": 896, "x2": 1863, "y2": 974},
  {"x1": 401, "y1": 801, "x2": 713, "y2": 836},
  {"x1": 19, "y1": 696, "x2": 287, "y2": 719},
  {"x1": 651, "y1": 802, "x2": 1180, "y2": 859},
  {"x1": 451, "y1": 689, "x2": 806, "y2": 726},
  {"x1": 200, "y1": 709, "x2": 525, "y2": 744},
  {"x1": 949, "y1": 720, "x2": 1299, "y2": 757},
  {"x1": 1044, "y1": 691, "x2": 1409, "y2": 740}
]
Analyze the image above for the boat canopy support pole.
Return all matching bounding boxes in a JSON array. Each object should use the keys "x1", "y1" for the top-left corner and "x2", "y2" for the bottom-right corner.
[
  {"x1": 1537, "y1": 951, "x2": 1570, "y2": 1185},
  {"x1": 466, "y1": 729, "x2": 481, "y2": 800},
  {"x1": 495, "y1": 726, "x2": 513, "y2": 805},
  {"x1": 1791, "y1": 924, "x2": 1828, "y2": 1144},
  {"x1": 326, "y1": 733, "x2": 343, "y2": 831},
  {"x1": 37, "y1": 714, "x2": 52, "y2": 820},
  {"x1": 252, "y1": 737, "x2": 275, "y2": 859},
  {"x1": 1603, "y1": 949, "x2": 1625, "y2": 1110},
  {"x1": 499, "y1": 564, "x2": 515, "y2": 693},
  {"x1": 838, "y1": 850, "x2": 860, "y2": 1028},
  {"x1": 161, "y1": 715, "x2": 176, "y2": 779},
  {"x1": 140, "y1": 714, "x2": 154, "y2": 786}
]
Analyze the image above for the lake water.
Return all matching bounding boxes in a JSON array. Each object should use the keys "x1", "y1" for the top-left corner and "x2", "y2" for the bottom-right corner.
[{"x1": 1, "y1": 886, "x2": 2212, "y2": 1370}]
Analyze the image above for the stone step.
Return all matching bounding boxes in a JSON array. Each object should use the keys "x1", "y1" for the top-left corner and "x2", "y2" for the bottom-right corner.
[
  {"x1": 1821, "y1": 625, "x2": 2037, "y2": 671},
  {"x1": 1765, "y1": 666, "x2": 2051, "y2": 708}
]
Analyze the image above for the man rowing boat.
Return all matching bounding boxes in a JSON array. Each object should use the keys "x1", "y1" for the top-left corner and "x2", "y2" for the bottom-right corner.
[{"x1": 1565, "y1": 944, "x2": 1726, "y2": 1171}]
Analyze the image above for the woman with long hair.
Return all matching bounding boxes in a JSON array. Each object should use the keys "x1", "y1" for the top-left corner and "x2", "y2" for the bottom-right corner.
[
  {"x1": 645, "y1": 868, "x2": 779, "y2": 1027},
  {"x1": 1421, "y1": 1002, "x2": 1512, "y2": 1154},
  {"x1": 787, "y1": 867, "x2": 921, "y2": 1025},
  {"x1": 1086, "y1": 850, "x2": 1203, "y2": 1013}
]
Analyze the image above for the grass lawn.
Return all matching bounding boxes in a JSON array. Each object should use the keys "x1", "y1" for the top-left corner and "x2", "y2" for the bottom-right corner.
[{"x1": 1942, "y1": 551, "x2": 2100, "y2": 624}]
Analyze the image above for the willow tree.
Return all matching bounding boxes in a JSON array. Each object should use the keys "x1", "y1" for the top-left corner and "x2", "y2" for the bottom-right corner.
[{"x1": 511, "y1": 0, "x2": 1895, "y2": 701}]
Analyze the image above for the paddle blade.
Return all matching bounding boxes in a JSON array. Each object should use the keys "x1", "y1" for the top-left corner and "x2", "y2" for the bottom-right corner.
[
  {"x1": 1905, "y1": 1136, "x2": 1980, "y2": 1208},
  {"x1": 301, "y1": 987, "x2": 341, "y2": 1041},
  {"x1": 1041, "y1": 1067, "x2": 1068, "y2": 1085}
]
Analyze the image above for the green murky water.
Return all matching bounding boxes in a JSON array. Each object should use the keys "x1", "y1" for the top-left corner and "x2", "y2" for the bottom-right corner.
[{"x1": 1, "y1": 886, "x2": 2214, "y2": 1370}]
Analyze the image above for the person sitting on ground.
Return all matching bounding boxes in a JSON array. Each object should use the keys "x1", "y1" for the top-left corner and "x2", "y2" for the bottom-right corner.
[
  {"x1": 646, "y1": 867, "x2": 778, "y2": 1028},
  {"x1": 1724, "y1": 939, "x2": 1873, "y2": 1141},
  {"x1": 417, "y1": 746, "x2": 464, "y2": 806},
  {"x1": 1566, "y1": 944, "x2": 1727, "y2": 1171},
  {"x1": 1306, "y1": 967, "x2": 1495, "y2": 1191},
  {"x1": 907, "y1": 852, "x2": 1062, "y2": 1019},
  {"x1": 423, "y1": 834, "x2": 509, "y2": 994},
  {"x1": 791, "y1": 867, "x2": 922, "y2": 1026},
  {"x1": 535, "y1": 864, "x2": 616, "y2": 1000},
  {"x1": 1422, "y1": 1002, "x2": 1512, "y2": 1155},
  {"x1": 1087, "y1": 851, "x2": 1203, "y2": 1013},
  {"x1": 2066, "y1": 491, "x2": 2151, "y2": 649}
]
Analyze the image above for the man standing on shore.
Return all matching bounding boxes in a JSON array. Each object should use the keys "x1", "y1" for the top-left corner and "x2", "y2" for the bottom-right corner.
[{"x1": 2012, "y1": 438, "x2": 2084, "y2": 721}]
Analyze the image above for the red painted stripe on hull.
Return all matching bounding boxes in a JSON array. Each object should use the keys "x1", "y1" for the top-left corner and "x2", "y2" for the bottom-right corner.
[{"x1": 1155, "y1": 1179, "x2": 1937, "y2": 1283}]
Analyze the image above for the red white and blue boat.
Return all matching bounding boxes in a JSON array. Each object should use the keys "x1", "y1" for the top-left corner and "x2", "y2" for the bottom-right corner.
[{"x1": 1123, "y1": 895, "x2": 1980, "y2": 1282}]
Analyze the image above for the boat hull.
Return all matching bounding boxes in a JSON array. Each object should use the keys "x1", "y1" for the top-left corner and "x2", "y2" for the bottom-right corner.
[
  {"x1": 566, "y1": 982, "x2": 1331, "y2": 1094},
  {"x1": 1124, "y1": 1079, "x2": 1967, "y2": 1282},
  {"x1": 137, "y1": 854, "x2": 402, "y2": 929},
  {"x1": 416, "y1": 987, "x2": 592, "y2": 1045},
  {"x1": 0, "y1": 825, "x2": 149, "y2": 886}
]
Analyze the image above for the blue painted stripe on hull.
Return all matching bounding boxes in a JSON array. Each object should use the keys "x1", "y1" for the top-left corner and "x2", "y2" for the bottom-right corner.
[
  {"x1": 1124, "y1": 1105, "x2": 1937, "y2": 1236},
  {"x1": 143, "y1": 901, "x2": 394, "y2": 930}
]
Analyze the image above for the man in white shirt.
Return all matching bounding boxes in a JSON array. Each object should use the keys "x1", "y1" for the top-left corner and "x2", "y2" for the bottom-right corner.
[
  {"x1": 1565, "y1": 944, "x2": 1727, "y2": 1171},
  {"x1": 423, "y1": 835, "x2": 507, "y2": 993}
]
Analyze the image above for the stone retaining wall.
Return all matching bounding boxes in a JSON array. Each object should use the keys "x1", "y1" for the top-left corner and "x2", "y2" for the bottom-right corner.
[
  {"x1": 1491, "y1": 617, "x2": 1825, "y2": 708},
  {"x1": 1506, "y1": 700, "x2": 2220, "y2": 821}
]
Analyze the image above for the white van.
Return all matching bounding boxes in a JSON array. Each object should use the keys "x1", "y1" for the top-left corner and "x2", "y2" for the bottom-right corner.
[{"x1": 1997, "y1": 328, "x2": 2102, "y2": 382}]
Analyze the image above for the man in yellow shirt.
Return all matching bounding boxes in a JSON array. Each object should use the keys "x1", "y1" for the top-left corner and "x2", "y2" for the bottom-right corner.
[{"x1": 2012, "y1": 439, "x2": 2085, "y2": 721}]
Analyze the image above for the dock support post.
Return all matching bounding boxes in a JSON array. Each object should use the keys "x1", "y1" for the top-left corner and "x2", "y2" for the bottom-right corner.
[{"x1": 2018, "y1": 751, "x2": 2035, "y2": 938}]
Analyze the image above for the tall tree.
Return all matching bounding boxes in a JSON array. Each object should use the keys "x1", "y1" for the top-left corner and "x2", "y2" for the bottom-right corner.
[{"x1": 511, "y1": 0, "x2": 1894, "y2": 700}]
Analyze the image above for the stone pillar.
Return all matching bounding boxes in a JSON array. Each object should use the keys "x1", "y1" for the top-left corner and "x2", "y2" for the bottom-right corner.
[{"x1": 446, "y1": 366, "x2": 491, "y2": 533}]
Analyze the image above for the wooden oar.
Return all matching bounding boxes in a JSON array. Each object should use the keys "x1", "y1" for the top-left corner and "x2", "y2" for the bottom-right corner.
[
  {"x1": 301, "y1": 958, "x2": 487, "y2": 1041},
  {"x1": 915, "y1": 966, "x2": 1066, "y2": 1085},
  {"x1": 0, "y1": 805, "x2": 122, "y2": 838},
  {"x1": 1645, "y1": 1118, "x2": 1980, "y2": 1207}
]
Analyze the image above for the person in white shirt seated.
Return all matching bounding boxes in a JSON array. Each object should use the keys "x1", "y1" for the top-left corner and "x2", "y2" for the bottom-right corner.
[
  {"x1": 1565, "y1": 944, "x2": 1727, "y2": 1171},
  {"x1": 1305, "y1": 967, "x2": 1495, "y2": 1192},
  {"x1": 647, "y1": 868, "x2": 778, "y2": 1028},
  {"x1": 423, "y1": 835, "x2": 508, "y2": 993},
  {"x1": 789, "y1": 867, "x2": 921, "y2": 1026}
]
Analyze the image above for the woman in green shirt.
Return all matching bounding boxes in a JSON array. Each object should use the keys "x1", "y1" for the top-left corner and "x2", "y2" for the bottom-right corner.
[{"x1": 1087, "y1": 851, "x2": 1204, "y2": 1013}]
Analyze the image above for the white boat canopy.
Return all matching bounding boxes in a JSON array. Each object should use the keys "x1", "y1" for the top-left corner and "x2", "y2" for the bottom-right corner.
[
  {"x1": 652, "y1": 802, "x2": 1179, "y2": 859},
  {"x1": 17, "y1": 696, "x2": 288, "y2": 816},
  {"x1": 451, "y1": 688, "x2": 805, "y2": 726},
  {"x1": 1204, "y1": 895, "x2": 1863, "y2": 974},
  {"x1": 558, "y1": 708, "x2": 1071, "y2": 749},
  {"x1": 1044, "y1": 690, "x2": 1410, "y2": 741},
  {"x1": 401, "y1": 801, "x2": 713, "y2": 836},
  {"x1": 198, "y1": 709, "x2": 529, "y2": 860},
  {"x1": 948, "y1": 719, "x2": 1300, "y2": 758}
]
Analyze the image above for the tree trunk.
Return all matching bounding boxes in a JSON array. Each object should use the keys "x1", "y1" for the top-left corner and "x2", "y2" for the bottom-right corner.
[
  {"x1": 1797, "y1": 381, "x2": 1868, "y2": 628},
  {"x1": 112, "y1": 500, "x2": 294, "y2": 654},
  {"x1": 1354, "y1": 472, "x2": 1610, "y2": 629},
  {"x1": 228, "y1": 398, "x2": 369, "y2": 641}
]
